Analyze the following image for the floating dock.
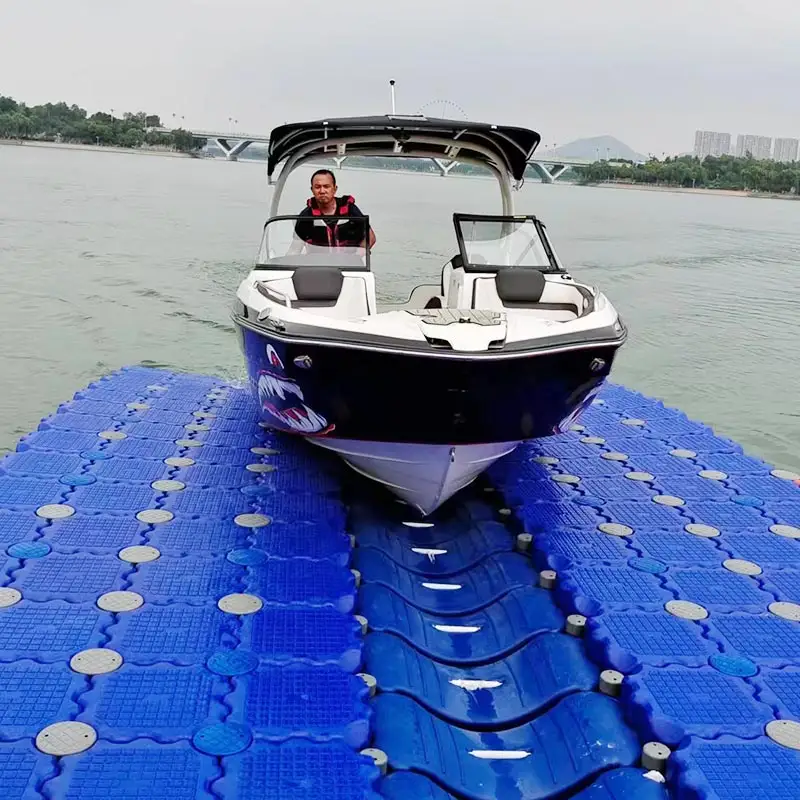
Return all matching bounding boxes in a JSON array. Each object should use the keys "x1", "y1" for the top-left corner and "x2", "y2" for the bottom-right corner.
[{"x1": 0, "y1": 366, "x2": 798, "y2": 799}]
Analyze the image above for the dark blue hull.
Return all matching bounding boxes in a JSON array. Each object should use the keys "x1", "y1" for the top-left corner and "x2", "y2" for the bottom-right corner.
[{"x1": 238, "y1": 325, "x2": 620, "y2": 445}]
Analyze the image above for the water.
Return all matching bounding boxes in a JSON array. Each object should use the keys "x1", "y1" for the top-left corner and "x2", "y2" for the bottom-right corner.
[{"x1": 1, "y1": 143, "x2": 798, "y2": 470}]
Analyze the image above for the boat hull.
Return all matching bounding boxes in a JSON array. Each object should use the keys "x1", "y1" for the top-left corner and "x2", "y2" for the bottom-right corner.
[
  {"x1": 310, "y1": 437, "x2": 520, "y2": 515},
  {"x1": 235, "y1": 323, "x2": 620, "y2": 512},
  {"x1": 237, "y1": 325, "x2": 619, "y2": 445}
]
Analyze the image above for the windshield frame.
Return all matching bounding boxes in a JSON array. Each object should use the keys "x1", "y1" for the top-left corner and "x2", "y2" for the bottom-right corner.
[
  {"x1": 255, "y1": 214, "x2": 372, "y2": 271},
  {"x1": 453, "y1": 213, "x2": 563, "y2": 273}
]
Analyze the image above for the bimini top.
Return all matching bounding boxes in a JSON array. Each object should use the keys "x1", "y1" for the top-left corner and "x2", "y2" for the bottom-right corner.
[{"x1": 267, "y1": 115, "x2": 541, "y2": 182}]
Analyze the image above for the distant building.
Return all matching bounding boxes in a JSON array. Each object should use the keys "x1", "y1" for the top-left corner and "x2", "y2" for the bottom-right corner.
[
  {"x1": 735, "y1": 134, "x2": 772, "y2": 160},
  {"x1": 773, "y1": 137, "x2": 799, "y2": 162},
  {"x1": 694, "y1": 130, "x2": 731, "y2": 158}
]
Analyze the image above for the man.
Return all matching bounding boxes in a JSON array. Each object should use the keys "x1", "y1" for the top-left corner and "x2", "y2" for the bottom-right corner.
[{"x1": 292, "y1": 169, "x2": 376, "y2": 251}]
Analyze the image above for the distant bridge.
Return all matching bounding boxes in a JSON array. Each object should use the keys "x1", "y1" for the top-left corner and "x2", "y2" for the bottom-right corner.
[{"x1": 154, "y1": 127, "x2": 592, "y2": 183}]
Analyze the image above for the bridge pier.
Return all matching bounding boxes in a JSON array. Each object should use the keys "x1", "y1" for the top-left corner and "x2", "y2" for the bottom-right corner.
[
  {"x1": 433, "y1": 158, "x2": 458, "y2": 177},
  {"x1": 529, "y1": 162, "x2": 572, "y2": 184},
  {"x1": 214, "y1": 138, "x2": 253, "y2": 162}
]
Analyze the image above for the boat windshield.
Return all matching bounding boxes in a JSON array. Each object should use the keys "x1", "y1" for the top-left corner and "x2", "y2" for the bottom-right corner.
[
  {"x1": 453, "y1": 214, "x2": 561, "y2": 272},
  {"x1": 255, "y1": 215, "x2": 371, "y2": 271}
]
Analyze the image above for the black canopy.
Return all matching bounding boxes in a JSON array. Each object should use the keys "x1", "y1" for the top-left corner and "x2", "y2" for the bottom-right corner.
[{"x1": 267, "y1": 116, "x2": 541, "y2": 181}]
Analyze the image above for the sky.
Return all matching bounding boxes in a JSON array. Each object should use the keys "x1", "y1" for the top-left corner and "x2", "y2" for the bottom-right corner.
[{"x1": 3, "y1": 0, "x2": 800, "y2": 155}]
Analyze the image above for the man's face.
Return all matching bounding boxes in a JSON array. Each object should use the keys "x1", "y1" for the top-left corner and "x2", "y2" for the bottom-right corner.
[{"x1": 311, "y1": 174, "x2": 336, "y2": 207}]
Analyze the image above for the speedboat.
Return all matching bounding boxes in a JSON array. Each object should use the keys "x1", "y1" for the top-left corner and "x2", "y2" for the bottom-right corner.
[{"x1": 232, "y1": 115, "x2": 627, "y2": 514}]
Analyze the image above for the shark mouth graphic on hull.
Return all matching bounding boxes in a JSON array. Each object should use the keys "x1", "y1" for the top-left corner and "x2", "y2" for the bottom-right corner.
[{"x1": 257, "y1": 345, "x2": 334, "y2": 436}]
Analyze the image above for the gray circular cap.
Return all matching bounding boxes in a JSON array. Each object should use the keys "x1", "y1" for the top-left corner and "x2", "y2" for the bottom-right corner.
[
  {"x1": 118, "y1": 546, "x2": 161, "y2": 564},
  {"x1": 516, "y1": 533, "x2": 533, "y2": 553},
  {"x1": 766, "y1": 720, "x2": 800, "y2": 751},
  {"x1": 599, "y1": 522, "x2": 633, "y2": 537},
  {"x1": 685, "y1": 523, "x2": 720, "y2": 538},
  {"x1": 251, "y1": 447, "x2": 279, "y2": 456},
  {"x1": 360, "y1": 747, "x2": 388, "y2": 775},
  {"x1": 245, "y1": 463, "x2": 276, "y2": 473},
  {"x1": 772, "y1": 524, "x2": 800, "y2": 539},
  {"x1": 565, "y1": 614, "x2": 587, "y2": 637},
  {"x1": 602, "y1": 452, "x2": 628, "y2": 462},
  {"x1": 164, "y1": 456, "x2": 195, "y2": 467},
  {"x1": 670, "y1": 449, "x2": 697, "y2": 459},
  {"x1": 665, "y1": 600, "x2": 708, "y2": 620},
  {"x1": 581, "y1": 436, "x2": 606, "y2": 445},
  {"x1": 99, "y1": 430, "x2": 127, "y2": 441},
  {"x1": 532, "y1": 456, "x2": 559, "y2": 465},
  {"x1": 234, "y1": 513, "x2": 271, "y2": 528},
  {"x1": 622, "y1": 418, "x2": 646, "y2": 427},
  {"x1": 70, "y1": 648, "x2": 123, "y2": 675},
  {"x1": 699, "y1": 470, "x2": 727, "y2": 481},
  {"x1": 175, "y1": 438, "x2": 203, "y2": 448},
  {"x1": 626, "y1": 472, "x2": 654, "y2": 482},
  {"x1": 151, "y1": 479, "x2": 185, "y2": 492},
  {"x1": 0, "y1": 588, "x2": 22, "y2": 608},
  {"x1": 594, "y1": 398, "x2": 606, "y2": 405},
  {"x1": 218, "y1": 593, "x2": 263, "y2": 615},
  {"x1": 97, "y1": 591, "x2": 144, "y2": 612},
  {"x1": 136, "y1": 509, "x2": 174, "y2": 524},
  {"x1": 36, "y1": 721, "x2": 97, "y2": 756},
  {"x1": 552, "y1": 474, "x2": 581, "y2": 484},
  {"x1": 769, "y1": 602, "x2": 800, "y2": 622},
  {"x1": 653, "y1": 495, "x2": 685, "y2": 507},
  {"x1": 641, "y1": 741, "x2": 671, "y2": 772},
  {"x1": 772, "y1": 469, "x2": 800, "y2": 482},
  {"x1": 358, "y1": 673, "x2": 377, "y2": 697},
  {"x1": 599, "y1": 670, "x2": 624, "y2": 697},
  {"x1": 723, "y1": 559, "x2": 762, "y2": 576},
  {"x1": 147, "y1": 385, "x2": 168, "y2": 392},
  {"x1": 355, "y1": 615, "x2": 369, "y2": 634},
  {"x1": 126, "y1": 403, "x2": 150, "y2": 411},
  {"x1": 184, "y1": 423, "x2": 211, "y2": 432},
  {"x1": 498, "y1": 508, "x2": 512, "y2": 517},
  {"x1": 539, "y1": 570, "x2": 557, "y2": 589},
  {"x1": 36, "y1": 504, "x2": 75, "y2": 520},
  {"x1": 570, "y1": 424, "x2": 585, "y2": 432},
  {"x1": 193, "y1": 411, "x2": 217, "y2": 419}
]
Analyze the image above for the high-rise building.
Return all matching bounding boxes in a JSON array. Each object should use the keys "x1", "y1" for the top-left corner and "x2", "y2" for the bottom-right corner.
[
  {"x1": 694, "y1": 130, "x2": 731, "y2": 158},
  {"x1": 773, "y1": 138, "x2": 799, "y2": 162},
  {"x1": 736, "y1": 134, "x2": 772, "y2": 160}
]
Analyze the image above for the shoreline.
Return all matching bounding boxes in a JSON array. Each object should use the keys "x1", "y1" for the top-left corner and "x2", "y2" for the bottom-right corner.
[
  {"x1": 582, "y1": 181, "x2": 800, "y2": 201},
  {"x1": 4, "y1": 141, "x2": 798, "y2": 201},
  {"x1": 0, "y1": 139, "x2": 194, "y2": 159}
]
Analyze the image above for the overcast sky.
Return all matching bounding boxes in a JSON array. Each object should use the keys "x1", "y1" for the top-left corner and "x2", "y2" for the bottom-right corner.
[{"x1": 3, "y1": 0, "x2": 799, "y2": 154}]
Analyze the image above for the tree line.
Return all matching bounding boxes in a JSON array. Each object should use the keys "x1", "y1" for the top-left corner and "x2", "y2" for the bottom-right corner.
[
  {"x1": 574, "y1": 154, "x2": 800, "y2": 195},
  {"x1": 0, "y1": 96, "x2": 203, "y2": 152}
]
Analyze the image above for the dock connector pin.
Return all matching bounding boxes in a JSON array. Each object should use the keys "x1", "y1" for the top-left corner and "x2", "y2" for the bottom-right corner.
[
  {"x1": 361, "y1": 747, "x2": 389, "y2": 775},
  {"x1": 539, "y1": 570, "x2": 557, "y2": 589},
  {"x1": 565, "y1": 614, "x2": 587, "y2": 637},
  {"x1": 516, "y1": 533, "x2": 533, "y2": 553},
  {"x1": 599, "y1": 669, "x2": 624, "y2": 697},
  {"x1": 641, "y1": 741, "x2": 671, "y2": 773}
]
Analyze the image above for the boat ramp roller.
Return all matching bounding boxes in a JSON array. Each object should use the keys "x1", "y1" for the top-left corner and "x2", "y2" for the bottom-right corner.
[{"x1": 0, "y1": 365, "x2": 797, "y2": 798}]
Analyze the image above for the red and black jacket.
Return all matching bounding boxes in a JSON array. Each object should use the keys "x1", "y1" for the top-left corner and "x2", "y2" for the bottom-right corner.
[{"x1": 295, "y1": 195, "x2": 366, "y2": 247}]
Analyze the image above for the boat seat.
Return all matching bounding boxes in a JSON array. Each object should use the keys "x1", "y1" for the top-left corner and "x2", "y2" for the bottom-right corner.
[
  {"x1": 291, "y1": 267, "x2": 344, "y2": 307},
  {"x1": 495, "y1": 268, "x2": 546, "y2": 304},
  {"x1": 471, "y1": 269, "x2": 586, "y2": 320}
]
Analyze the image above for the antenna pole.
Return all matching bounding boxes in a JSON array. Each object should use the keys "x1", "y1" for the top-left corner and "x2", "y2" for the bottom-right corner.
[{"x1": 389, "y1": 80, "x2": 396, "y2": 115}]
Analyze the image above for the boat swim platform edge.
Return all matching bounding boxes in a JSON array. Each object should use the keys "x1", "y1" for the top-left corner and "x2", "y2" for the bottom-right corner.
[{"x1": 0, "y1": 365, "x2": 793, "y2": 799}]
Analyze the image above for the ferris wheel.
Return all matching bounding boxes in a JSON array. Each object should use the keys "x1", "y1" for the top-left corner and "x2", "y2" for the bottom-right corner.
[{"x1": 416, "y1": 99, "x2": 469, "y2": 121}]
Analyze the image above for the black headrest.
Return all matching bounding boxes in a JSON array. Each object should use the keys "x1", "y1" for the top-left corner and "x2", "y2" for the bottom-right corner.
[
  {"x1": 495, "y1": 268, "x2": 546, "y2": 304},
  {"x1": 291, "y1": 267, "x2": 344, "y2": 303}
]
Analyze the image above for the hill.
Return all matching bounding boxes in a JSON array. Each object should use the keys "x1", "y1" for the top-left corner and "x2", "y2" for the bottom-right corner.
[{"x1": 540, "y1": 135, "x2": 646, "y2": 163}]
